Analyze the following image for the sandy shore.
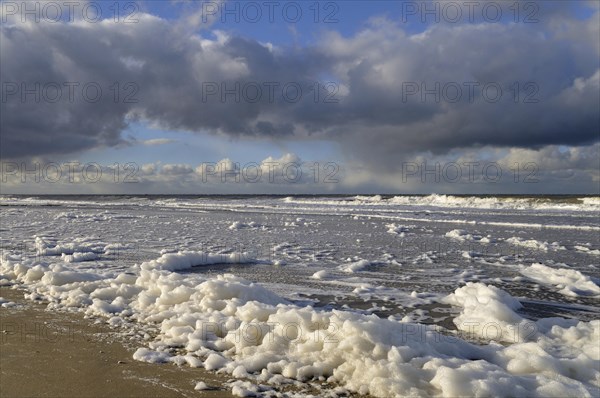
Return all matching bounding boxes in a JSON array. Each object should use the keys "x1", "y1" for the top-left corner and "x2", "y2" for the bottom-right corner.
[{"x1": 0, "y1": 286, "x2": 233, "y2": 398}]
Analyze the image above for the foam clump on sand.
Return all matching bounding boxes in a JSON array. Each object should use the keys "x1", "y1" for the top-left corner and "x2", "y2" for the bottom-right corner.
[
  {"x1": 2, "y1": 251, "x2": 599, "y2": 397},
  {"x1": 520, "y1": 263, "x2": 600, "y2": 297},
  {"x1": 442, "y1": 282, "x2": 529, "y2": 342},
  {"x1": 311, "y1": 270, "x2": 328, "y2": 279},
  {"x1": 228, "y1": 221, "x2": 267, "y2": 231},
  {"x1": 227, "y1": 380, "x2": 273, "y2": 397},
  {"x1": 61, "y1": 252, "x2": 99, "y2": 263},
  {"x1": 338, "y1": 259, "x2": 372, "y2": 273},
  {"x1": 445, "y1": 229, "x2": 493, "y2": 243},
  {"x1": 506, "y1": 237, "x2": 565, "y2": 252},
  {"x1": 386, "y1": 223, "x2": 410, "y2": 236},
  {"x1": 133, "y1": 347, "x2": 171, "y2": 363},
  {"x1": 574, "y1": 245, "x2": 600, "y2": 255},
  {"x1": 138, "y1": 250, "x2": 264, "y2": 272},
  {"x1": 194, "y1": 381, "x2": 210, "y2": 391},
  {"x1": 0, "y1": 297, "x2": 17, "y2": 308},
  {"x1": 35, "y1": 236, "x2": 105, "y2": 256}
]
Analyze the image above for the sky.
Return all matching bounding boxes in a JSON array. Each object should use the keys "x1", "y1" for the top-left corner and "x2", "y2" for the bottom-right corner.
[{"x1": 1, "y1": 0, "x2": 599, "y2": 194}]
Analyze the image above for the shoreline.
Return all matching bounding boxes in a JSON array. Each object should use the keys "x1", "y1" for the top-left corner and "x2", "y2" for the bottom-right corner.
[{"x1": 0, "y1": 286, "x2": 234, "y2": 398}]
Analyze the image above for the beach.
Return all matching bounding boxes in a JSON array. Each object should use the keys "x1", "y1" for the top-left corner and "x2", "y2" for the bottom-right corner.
[
  {"x1": 0, "y1": 286, "x2": 234, "y2": 398},
  {"x1": 3, "y1": 0, "x2": 599, "y2": 395},
  {"x1": 0, "y1": 194, "x2": 599, "y2": 397}
]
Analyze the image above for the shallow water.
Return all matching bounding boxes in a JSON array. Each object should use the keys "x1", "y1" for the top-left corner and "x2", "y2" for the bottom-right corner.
[
  {"x1": 1, "y1": 194, "x2": 599, "y2": 397},
  {"x1": 2, "y1": 194, "x2": 598, "y2": 319}
]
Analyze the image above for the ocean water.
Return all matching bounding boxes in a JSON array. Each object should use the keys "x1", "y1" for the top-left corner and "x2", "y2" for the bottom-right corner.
[{"x1": 1, "y1": 194, "x2": 599, "y2": 397}]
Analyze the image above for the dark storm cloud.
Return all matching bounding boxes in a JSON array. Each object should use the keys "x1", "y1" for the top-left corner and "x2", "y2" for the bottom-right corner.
[
  {"x1": 1, "y1": 2, "x2": 599, "y2": 166},
  {"x1": 0, "y1": 15, "x2": 324, "y2": 158}
]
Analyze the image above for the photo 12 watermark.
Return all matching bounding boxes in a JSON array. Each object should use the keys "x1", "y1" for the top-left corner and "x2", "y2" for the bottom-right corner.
[
  {"x1": 0, "y1": 240, "x2": 141, "y2": 267},
  {"x1": 200, "y1": 81, "x2": 340, "y2": 104},
  {"x1": 400, "y1": 81, "x2": 540, "y2": 104},
  {"x1": 1, "y1": 81, "x2": 139, "y2": 104},
  {"x1": 200, "y1": 1, "x2": 340, "y2": 24},
  {"x1": 0, "y1": 321, "x2": 113, "y2": 344},
  {"x1": 400, "y1": 161, "x2": 540, "y2": 184},
  {"x1": 196, "y1": 161, "x2": 340, "y2": 184},
  {"x1": 0, "y1": 161, "x2": 343, "y2": 185},
  {"x1": 0, "y1": 162, "x2": 141, "y2": 184},
  {"x1": 1, "y1": 1, "x2": 140, "y2": 24},
  {"x1": 399, "y1": 1, "x2": 540, "y2": 24}
]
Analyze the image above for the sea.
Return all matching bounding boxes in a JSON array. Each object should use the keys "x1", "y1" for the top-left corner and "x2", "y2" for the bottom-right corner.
[{"x1": 1, "y1": 194, "x2": 599, "y2": 397}]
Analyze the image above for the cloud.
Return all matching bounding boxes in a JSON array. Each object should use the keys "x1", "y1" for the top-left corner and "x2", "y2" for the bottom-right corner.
[
  {"x1": 1, "y1": 147, "x2": 597, "y2": 195},
  {"x1": 140, "y1": 163, "x2": 157, "y2": 175},
  {"x1": 160, "y1": 163, "x2": 194, "y2": 175},
  {"x1": 141, "y1": 138, "x2": 176, "y2": 146},
  {"x1": 339, "y1": 143, "x2": 600, "y2": 194},
  {"x1": 1, "y1": 1, "x2": 598, "y2": 182}
]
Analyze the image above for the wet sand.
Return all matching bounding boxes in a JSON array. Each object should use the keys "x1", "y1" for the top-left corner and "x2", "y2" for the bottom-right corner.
[{"x1": 0, "y1": 287, "x2": 233, "y2": 398}]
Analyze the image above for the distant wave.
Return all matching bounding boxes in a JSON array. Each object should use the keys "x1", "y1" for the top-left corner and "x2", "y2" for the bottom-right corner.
[
  {"x1": 283, "y1": 193, "x2": 600, "y2": 211},
  {"x1": 2, "y1": 193, "x2": 599, "y2": 212}
]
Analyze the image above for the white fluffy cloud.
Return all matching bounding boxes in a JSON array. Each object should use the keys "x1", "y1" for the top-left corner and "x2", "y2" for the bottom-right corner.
[{"x1": 1, "y1": 146, "x2": 597, "y2": 194}]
